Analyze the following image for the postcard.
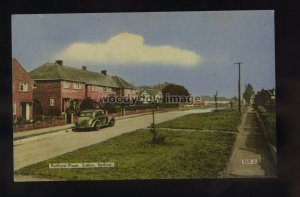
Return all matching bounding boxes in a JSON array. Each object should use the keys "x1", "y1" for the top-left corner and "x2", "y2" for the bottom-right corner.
[{"x1": 12, "y1": 11, "x2": 276, "y2": 181}]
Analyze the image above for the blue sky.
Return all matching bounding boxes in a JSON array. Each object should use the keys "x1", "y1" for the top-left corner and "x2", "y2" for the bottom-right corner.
[{"x1": 12, "y1": 11, "x2": 275, "y2": 98}]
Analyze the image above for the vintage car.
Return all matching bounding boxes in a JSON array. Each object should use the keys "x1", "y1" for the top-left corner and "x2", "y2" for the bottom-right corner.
[{"x1": 74, "y1": 109, "x2": 115, "y2": 131}]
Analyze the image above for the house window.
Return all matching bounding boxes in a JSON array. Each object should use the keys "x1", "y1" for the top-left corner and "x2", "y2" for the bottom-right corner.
[
  {"x1": 19, "y1": 82, "x2": 28, "y2": 92},
  {"x1": 63, "y1": 81, "x2": 69, "y2": 89},
  {"x1": 91, "y1": 85, "x2": 97, "y2": 92},
  {"x1": 73, "y1": 82, "x2": 82, "y2": 89},
  {"x1": 50, "y1": 98, "x2": 55, "y2": 106},
  {"x1": 13, "y1": 102, "x2": 16, "y2": 115},
  {"x1": 33, "y1": 81, "x2": 37, "y2": 88}
]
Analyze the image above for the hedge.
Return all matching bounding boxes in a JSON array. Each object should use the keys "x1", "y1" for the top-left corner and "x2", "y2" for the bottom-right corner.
[{"x1": 257, "y1": 106, "x2": 276, "y2": 146}]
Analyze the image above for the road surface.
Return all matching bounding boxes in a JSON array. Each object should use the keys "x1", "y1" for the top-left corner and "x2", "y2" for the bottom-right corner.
[{"x1": 14, "y1": 108, "x2": 213, "y2": 171}]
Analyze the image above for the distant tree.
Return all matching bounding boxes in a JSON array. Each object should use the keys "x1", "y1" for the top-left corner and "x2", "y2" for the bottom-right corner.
[
  {"x1": 231, "y1": 96, "x2": 238, "y2": 102},
  {"x1": 152, "y1": 82, "x2": 171, "y2": 90},
  {"x1": 162, "y1": 83, "x2": 190, "y2": 103},
  {"x1": 243, "y1": 84, "x2": 255, "y2": 105},
  {"x1": 79, "y1": 97, "x2": 97, "y2": 111},
  {"x1": 139, "y1": 82, "x2": 171, "y2": 91},
  {"x1": 254, "y1": 88, "x2": 272, "y2": 107},
  {"x1": 139, "y1": 85, "x2": 152, "y2": 90}
]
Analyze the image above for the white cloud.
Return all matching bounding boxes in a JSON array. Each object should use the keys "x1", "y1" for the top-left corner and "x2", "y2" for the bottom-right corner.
[{"x1": 55, "y1": 32, "x2": 202, "y2": 67}]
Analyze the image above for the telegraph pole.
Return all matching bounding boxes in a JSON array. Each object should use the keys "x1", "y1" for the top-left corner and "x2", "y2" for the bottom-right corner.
[
  {"x1": 214, "y1": 91, "x2": 218, "y2": 111},
  {"x1": 235, "y1": 62, "x2": 243, "y2": 112}
]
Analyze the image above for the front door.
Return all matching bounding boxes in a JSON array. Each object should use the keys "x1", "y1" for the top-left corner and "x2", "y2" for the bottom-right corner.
[
  {"x1": 66, "y1": 113, "x2": 72, "y2": 124},
  {"x1": 21, "y1": 102, "x2": 30, "y2": 120},
  {"x1": 21, "y1": 103, "x2": 26, "y2": 119},
  {"x1": 25, "y1": 103, "x2": 30, "y2": 120},
  {"x1": 62, "y1": 98, "x2": 70, "y2": 113}
]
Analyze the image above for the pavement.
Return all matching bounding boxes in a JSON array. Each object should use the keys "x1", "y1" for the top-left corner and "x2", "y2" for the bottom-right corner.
[
  {"x1": 13, "y1": 124, "x2": 75, "y2": 139},
  {"x1": 14, "y1": 108, "x2": 214, "y2": 175},
  {"x1": 224, "y1": 106, "x2": 276, "y2": 177}
]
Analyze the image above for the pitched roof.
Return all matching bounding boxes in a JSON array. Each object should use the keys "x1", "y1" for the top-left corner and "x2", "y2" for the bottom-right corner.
[
  {"x1": 265, "y1": 89, "x2": 275, "y2": 96},
  {"x1": 12, "y1": 58, "x2": 31, "y2": 76},
  {"x1": 29, "y1": 62, "x2": 135, "y2": 89},
  {"x1": 140, "y1": 89, "x2": 161, "y2": 96},
  {"x1": 112, "y1": 76, "x2": 135, "y2": 89}
]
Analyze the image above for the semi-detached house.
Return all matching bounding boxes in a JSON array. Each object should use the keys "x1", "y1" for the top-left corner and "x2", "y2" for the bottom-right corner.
[
  {"x1": 12, "y1": 58, "x2": 34, "y2": 122},
  {"x1": 139, "y1": 89, "x2": 163, "y2": 104},
  {"x1": 29, "y1": 60, "x2": 136, "y2": 115}
]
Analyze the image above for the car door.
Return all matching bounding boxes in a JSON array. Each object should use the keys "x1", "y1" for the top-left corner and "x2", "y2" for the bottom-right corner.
[{"x1": 96, "y1": 111, "x2": 107, "y2": 125}]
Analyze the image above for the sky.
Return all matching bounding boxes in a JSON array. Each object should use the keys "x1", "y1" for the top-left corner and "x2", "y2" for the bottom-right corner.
[{"x1": 12, "y1": 11, "x2": 275, "y2": 98}]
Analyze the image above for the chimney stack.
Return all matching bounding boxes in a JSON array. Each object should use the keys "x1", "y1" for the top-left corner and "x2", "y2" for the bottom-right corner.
[
  {"x1": 101, "y1": 70, "x2": 107, "y2": 75},
  {"x1": 55, "y1": 60, "x2": 63, "y2": 66},
  {"x1": 82, "y1": 66, "x2": 87, "y2": 71}
]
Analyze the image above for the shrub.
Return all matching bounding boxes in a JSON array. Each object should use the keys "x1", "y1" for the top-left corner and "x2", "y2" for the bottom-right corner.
[
  {"x1": 118, "y1": 103, "x2": 179, "y2": 112},
  {"x1": 264, "y1": 104, "x2": 276, "y2": 113},
  {"x1": 55, "y1": 116, "x2": 65, "y2": 120},
  {"x1": 158, "y1": 103, "x2": 179, "y2": 108},
  {"x1": 49, "y1": 108, "x2": 59, "y2": 116},
  {"x1": 257, "y1": 106, "x2": 267, "y2": 114},
  {"x1": 263, "y1": 113, "x2": 276, "y2": 146},
  {"x1": 16, "y1": 117, "x2": 27, "y2": 125},
  {"x1": 66, "y1": 106, "x2": 80, "y2": 116},
  {"x1": 103, "y1": 102, "x2": 117, "y2": 113},
  {"x1": 257, "y1": 105, "x2": 276, "y2": 146},
  {"x1": 80, "y1": 98, "x2": 97, "y2": 111},
  {"x1": 149, "y1": 124, "x2": 167, "y2": 144},
  {"x1": 152, "y1": 134, "x2": 167, "y2": 144}
]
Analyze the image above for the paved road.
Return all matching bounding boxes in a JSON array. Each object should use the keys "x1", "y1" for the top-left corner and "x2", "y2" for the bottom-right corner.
[{"x1": 14, "y1": 108, "x2": 213, "y2": 171}]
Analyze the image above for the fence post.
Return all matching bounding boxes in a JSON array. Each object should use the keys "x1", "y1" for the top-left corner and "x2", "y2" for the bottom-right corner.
[
  {"x1": 64, "y1": 113, "x2": 67, "y2": 124},
  {"x1": 71, "y1": 113, "x2": 74, "y2": 124}
]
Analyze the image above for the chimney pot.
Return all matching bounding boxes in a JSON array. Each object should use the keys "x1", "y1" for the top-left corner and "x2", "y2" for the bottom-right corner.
[
  {"x1": 82, "y1": 66, "x2": 87, "y2": 71},
  {"x1": 55, "y1": 60, "x2": 63, "y2": 66},
  {"x1": 101, "y1": 70, "x2": 107, "y2": 75}
]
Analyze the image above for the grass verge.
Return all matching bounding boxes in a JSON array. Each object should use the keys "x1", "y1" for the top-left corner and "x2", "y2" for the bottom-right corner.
[
  {"x1": 15, "y1": 129, "x2": 236, "y2": 180},
  {"x1": 156, "y1": 110, "x2": 242, "y2": 132}
]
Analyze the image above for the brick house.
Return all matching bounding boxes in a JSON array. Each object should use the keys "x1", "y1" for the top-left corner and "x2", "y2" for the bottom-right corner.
[
  {"x1": 139, "y1": 89, "x2": 163, "y2": 104},
  {"x1": 12, "y1": 58, "x2": 33, "y2": 122},
  {"x1": 29, "y1": 60, "x2": 137, "y2": 115}
]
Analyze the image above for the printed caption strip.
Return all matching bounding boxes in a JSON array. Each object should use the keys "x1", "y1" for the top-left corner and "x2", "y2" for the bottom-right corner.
[{"x1": 49, "y1": 162, "x2": 115, "y2": 169}]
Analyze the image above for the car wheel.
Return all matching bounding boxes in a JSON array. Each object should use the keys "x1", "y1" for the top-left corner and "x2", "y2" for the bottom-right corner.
[
  {"x1": 94, "y1": 122, "x2": 101, "y2": 131},
  {"x1": 109, "y1": 119, "x2": 115, "y2": 127}
]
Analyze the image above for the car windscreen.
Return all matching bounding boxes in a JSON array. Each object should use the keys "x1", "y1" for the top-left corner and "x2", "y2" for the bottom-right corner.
[{"x1": 79, "y1": 112, "x2": 93, "y2": 117}]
